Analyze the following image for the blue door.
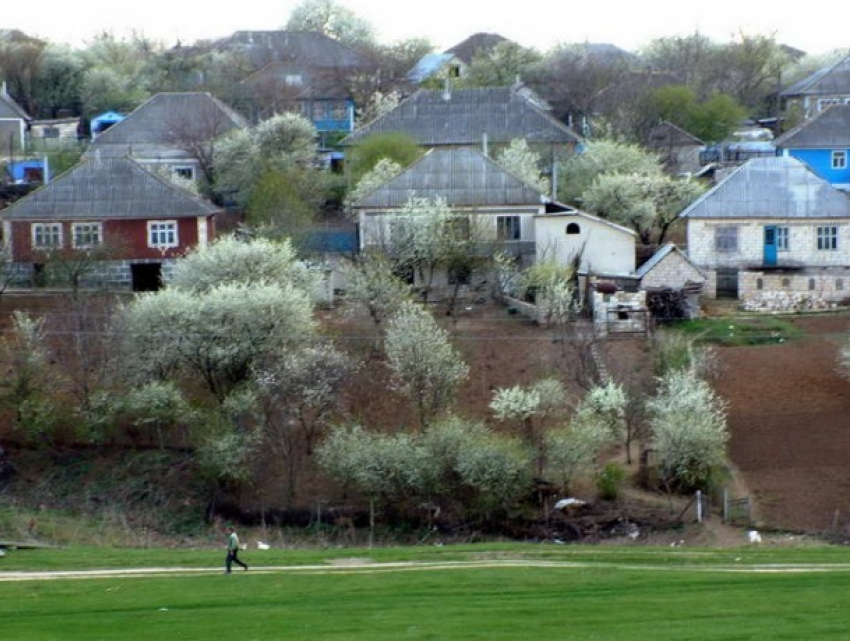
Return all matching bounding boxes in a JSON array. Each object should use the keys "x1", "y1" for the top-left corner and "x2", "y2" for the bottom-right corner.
[{"x1": 764, "y1": 226, "x2": 777, "y2": 267}]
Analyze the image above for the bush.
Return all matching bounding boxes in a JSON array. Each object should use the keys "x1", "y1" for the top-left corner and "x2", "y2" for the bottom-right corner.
[{"x1": 595, "y1": 462, "x2": 626, "y2": 501}]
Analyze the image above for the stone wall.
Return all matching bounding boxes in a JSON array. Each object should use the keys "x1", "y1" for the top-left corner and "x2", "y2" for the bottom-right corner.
[
  {"x1": 640, "y1": 251, "x2": 705, "y2": 290},
  {"x1": 592, "y1": 290, "x2": 648, "y2": 336},
  {"x1": 739, "y1": 269, "x2": 850, "y2": 311},
  {"x1": 7, "y1": 259, "x2": 177, "y2": 290},
  {"x1": 687, "y1": 219, "x2": 850, "y2": 269}
]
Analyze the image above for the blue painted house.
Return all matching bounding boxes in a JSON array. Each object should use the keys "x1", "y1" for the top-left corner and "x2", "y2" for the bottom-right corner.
[{"x1": 775, "y1": 104, "x2": 850, "y2": 191}]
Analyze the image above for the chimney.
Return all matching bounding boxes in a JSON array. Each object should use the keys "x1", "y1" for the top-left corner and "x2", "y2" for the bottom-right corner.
[
  {"x1": 482, "y1": 133, "x2": 489, "y2": 157},
  {"x1": 442, "y1": 77, "x2": 451, "y2": 101}
]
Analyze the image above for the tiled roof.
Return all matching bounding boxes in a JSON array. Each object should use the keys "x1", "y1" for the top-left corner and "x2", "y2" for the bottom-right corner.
[
  {"x1": 344, "y1": 86, "x2": 581, "y2": 146},
  {"x1": 774, "y1": 104, "x2": 850, "y2": 147},
  {"x1": 2, "y1": 156, "x2": 221, "y2": 221},
  {"x1": 353, "y1": 146, "x2": 547, "y2": 209},
  {"x1": 679, "y1": 156, "x2": 850, "y2": 219},
  {"x1": 86, "y1": 93, "x2": 248, "y2": 158}
]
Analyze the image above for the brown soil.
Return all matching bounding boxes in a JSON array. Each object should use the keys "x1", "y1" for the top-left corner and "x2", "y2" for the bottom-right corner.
[
  {"x1": 5, "y1": 293, "x2": 850, "y2": 538},
  {"x1": 712, "y1": 313, "x2": 850, "y2": 535}
]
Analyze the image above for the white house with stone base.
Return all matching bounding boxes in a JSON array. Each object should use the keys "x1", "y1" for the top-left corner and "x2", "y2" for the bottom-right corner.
[
  {"x1": 352, "y1": 146, "x2": 643, "y2": 324},
  {"x1": 680, "y1": 156, "x2": 850, "y2": 309}
]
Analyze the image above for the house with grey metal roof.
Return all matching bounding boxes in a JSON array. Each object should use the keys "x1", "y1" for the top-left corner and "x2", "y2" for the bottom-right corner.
[
  {"x1": 353, "y1": 146, "x2": 633, "y2": 290},
  {"x1": 85, "y1": 92, "x2": 248, "y2": 186},
  {"x1": 781, "y1": 53, "x2": 850, "y2": 120},
  {"x1": 343, "y1": 85, "x2": 581, "y2": 160},
  {"x1": 646, "y1": 121, "x2": 705, "y2": 176},
  {"x1": 2, "y1": 156, "x2": 221, "y2": 290},
  {"x1": 680, "y1": 156, "x2": 850, "y2": 301},
  {"x1": 216, "y1": 30, "x2": 369, "y2": 143},
  {"x1": 775, "y1": 104, "x2": 850, "y2": 190}
]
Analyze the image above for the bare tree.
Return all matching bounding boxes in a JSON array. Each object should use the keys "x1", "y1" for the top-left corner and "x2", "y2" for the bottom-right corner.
[{"x1": 164, "y1": 99, "x2": 246, "y2": 193}]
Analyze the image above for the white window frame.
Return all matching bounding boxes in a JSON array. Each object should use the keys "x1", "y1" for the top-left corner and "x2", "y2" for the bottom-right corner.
[
  {"x1": 818, "y1": 98, "x2": 842, "y2": 111},
  {"x1": 496, "y1": 215, "x2": 521, "y2": 241},
  {"x1": 148, "y1": 220, "x2": 179, "y2": 249},
  {"x1": 817, "y1": 226, "x2": 838, "y2": 251},
  {"x1": 32, "y1": 222, "x2": 63, "y2": 250},
  {"x1": 714, "y1": 226, "x2": 738, "y2": 253},
  {"x1": 832, "y1": 150, "x2": 847, "y2": 170},
  {"x1": 71, "y1": 222, "x2": 103, "y2": 249},
  {"x1": 776, "y1": 226, "x2": 789, "y2": 252}
]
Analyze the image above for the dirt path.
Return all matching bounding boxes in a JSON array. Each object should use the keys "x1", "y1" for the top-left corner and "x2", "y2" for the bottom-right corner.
[{"x1": 4, "y1": 559, "x2": 850, "y2": 582}]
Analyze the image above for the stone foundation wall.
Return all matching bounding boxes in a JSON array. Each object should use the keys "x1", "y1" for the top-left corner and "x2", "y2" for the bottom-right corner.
[
  {"x1": 739, "y1": 269, "x2": 850, "y2": 311},
  {"x1": 7, "y1": 259, "x2": 176, "y2": 290}
]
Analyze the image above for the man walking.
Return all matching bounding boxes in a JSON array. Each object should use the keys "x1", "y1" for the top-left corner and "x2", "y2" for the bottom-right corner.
[{"x1": 225, "y1": 525, "x2": 248, "y2": 573}]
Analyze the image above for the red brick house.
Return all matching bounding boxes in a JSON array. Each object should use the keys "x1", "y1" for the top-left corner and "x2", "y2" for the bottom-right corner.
[{"x1": 1, "y1": 156, "x2": 222, "y2": 290}]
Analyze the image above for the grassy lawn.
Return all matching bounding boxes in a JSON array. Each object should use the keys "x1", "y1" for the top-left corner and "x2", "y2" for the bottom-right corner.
[
  {"x1": 672, "y1": 316, "x2": 804, "y2": 346},
  {"x1": 4, "y1": 544, "x2": 850, "y2": 639}
]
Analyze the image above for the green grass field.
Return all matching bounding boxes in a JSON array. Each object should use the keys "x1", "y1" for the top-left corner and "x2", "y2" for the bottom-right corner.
[{"x1": 4, "y1": 544, "x2": 850, "y2": 639}]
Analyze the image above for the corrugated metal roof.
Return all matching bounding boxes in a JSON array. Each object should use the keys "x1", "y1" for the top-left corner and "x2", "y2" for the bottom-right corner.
[
  {"x1": 2, "y1": 156, "x2": 221, "y2": 221},
  {"x1": 635, "y1": 243, "x2": 701, "y2": 278},
  {"x1": 647, "y1": 121, "x2": 705, "y2": 148},
  {"x1": 680, "y1": 156, "x2": 850, "y2": 219},
  {"x1": 353, "y1": 147, "x2": 547, "y2": 209},
  {"x1": 214, "y1": 30, "x2": 368, "y2": 70},
  {"x1": 0, "y1": 89, "x2": 29, "y2": 121},
  {"x1": 774, "y1": 104, "x2": 850, "y2": 148},
  {"x1": 344, "y1": 86, "x2": 581, "y2": 146},
  {"x1": 86, "y1": 93, "x2": 248, "y2": 157},
  {"x1": 535, "y1": 208, "x2": 636, "y2": 237},
  {"x1": 781, "y1": 54, "x2": 850, "y2": 97},
  {"x1": 407, "y1": 53, "x2": 457, "y2": 83}
]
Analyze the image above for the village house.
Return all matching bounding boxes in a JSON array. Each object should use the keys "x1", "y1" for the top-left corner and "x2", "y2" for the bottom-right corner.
[
  {"x1": 343, "y1": 84, "x2": 582, "y2": 183},
  {"x1": 2, "y1": 155, "x2": 221, "y2": 291},
  {"x1": 84, "y1": 92, "x2": 248, "y2": 186},
  {"x1": 352, "y1": 146, "x2": 634, "y2": 297},
  {"x1": 645, "y1": 120, "x2": 705, "y2": 177},
  {"x1": 680, "y1": 155, "x2": 850, "y2": 307},
  {"x1": 217, "y1": 30, "x2": 368, "y2": 151},
  {"x1": 774, "y1": 103, "x2": 850, "y2": 191},
  {"x1": 780, "y1": 53, "x2": 850, "y2": 121}
]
